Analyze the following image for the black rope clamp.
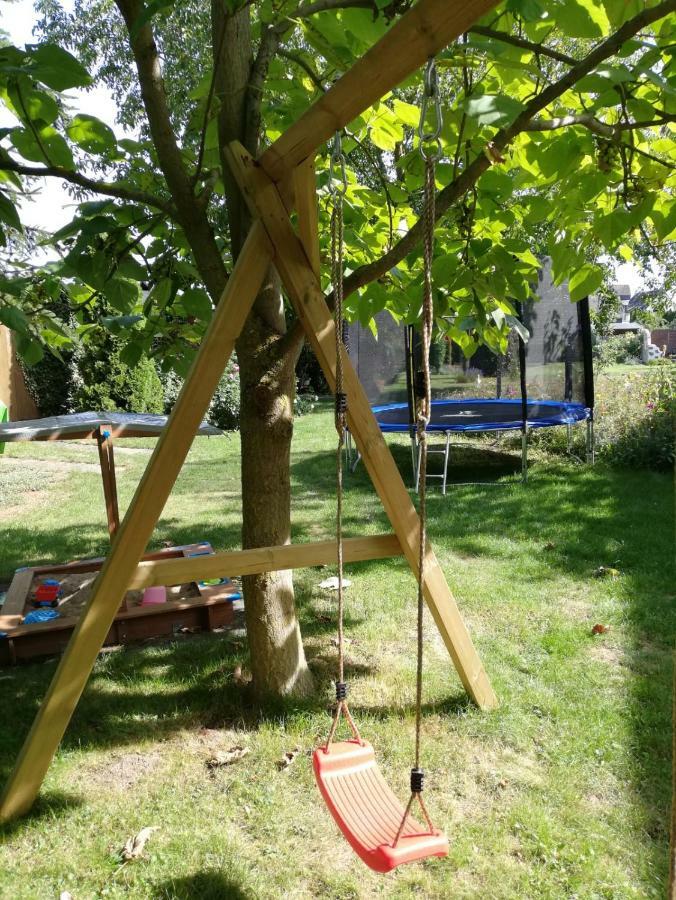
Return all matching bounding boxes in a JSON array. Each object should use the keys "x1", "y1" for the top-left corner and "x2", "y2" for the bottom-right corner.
[
  {"x1": 335, "y1": 392, "x2": 348, "y2": 416},
  {"x1": 410, "y1": 767, "x2": 425, "y2": 793},
  {"x1": 335, "y1": 681, "x2": 347, "y2": 701}
]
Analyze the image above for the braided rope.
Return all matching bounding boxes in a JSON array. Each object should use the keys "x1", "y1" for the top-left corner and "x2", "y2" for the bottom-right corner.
[
  {"x1": 395, "y1": 59, "x2": 439, "y2": 843},
  {"x1": 326, "y1": 133, "x2": 362, "y2": 750}
]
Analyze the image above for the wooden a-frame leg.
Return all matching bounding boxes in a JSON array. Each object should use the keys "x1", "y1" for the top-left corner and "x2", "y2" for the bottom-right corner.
[
  {"x1": 0, "y1": 223, "x2": 273, "y2": 823},
  {"x1": 96, "y1": 425, "x2": 120, "y2": 538},
  {"x1": 227, "y1": 143, "x2": 497, "y2": 712}
]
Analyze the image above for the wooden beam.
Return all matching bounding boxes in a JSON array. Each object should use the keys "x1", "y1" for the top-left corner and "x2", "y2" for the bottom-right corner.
[
  {"x1": 260, "y1": 0, "x2": 498, "y2": 182},
  {"x1": 96, "y1": 426, "x2": 120, "y2": 538},
  {"x1": 226, "y1": 143, "x2": 497, "y2": 711},
  {"x1": 128, "y1": 534, "x2": 403, "y2": 589},
  {"x1": 292, "y1": 155, "x2": 321, "y2": 279},
  {"x1": 0, "y1": 223, "x2": 273, "y2": 824},
  {"x1": 0, "y1": 569, "x2": 34, "y2": 631}
]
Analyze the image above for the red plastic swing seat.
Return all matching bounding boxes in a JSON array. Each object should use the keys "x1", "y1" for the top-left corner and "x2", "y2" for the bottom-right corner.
[{"x1": 313, "y1": 739, "x2": 448, "y2": 873}]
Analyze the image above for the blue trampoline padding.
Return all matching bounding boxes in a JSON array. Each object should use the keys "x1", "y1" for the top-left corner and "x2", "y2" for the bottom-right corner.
[{"x1": 372, "y1": 399, "x2": 589, "y2": 433}]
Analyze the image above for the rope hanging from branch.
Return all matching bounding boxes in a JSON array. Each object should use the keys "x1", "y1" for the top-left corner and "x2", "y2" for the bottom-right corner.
[
  {"x1": 326, "y1": 130, "x2": 362, "y2": 748},
  {"x1": 394, "y1": 55, "x2": 442, "y2": 845}
]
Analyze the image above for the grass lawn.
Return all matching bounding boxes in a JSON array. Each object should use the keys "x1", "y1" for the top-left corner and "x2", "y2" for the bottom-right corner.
[{"x1": 0, "y1": 406, "x2": 673, "y2": 898}]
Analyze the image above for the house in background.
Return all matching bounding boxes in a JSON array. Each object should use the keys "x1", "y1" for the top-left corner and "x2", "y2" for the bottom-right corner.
[{"x1": 0, "y1": 326, "x2": 38, "y2": 420}]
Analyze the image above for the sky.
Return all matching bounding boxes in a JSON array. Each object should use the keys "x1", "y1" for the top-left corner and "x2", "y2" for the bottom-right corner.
[{"x1": 1, "y1": 0, "x2": 648, "y2": 294}]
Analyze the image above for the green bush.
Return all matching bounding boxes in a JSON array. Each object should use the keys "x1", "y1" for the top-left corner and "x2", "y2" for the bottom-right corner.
[
  {"x1": 22, "y1": 348, "x2": 80, "y2": 416},
  {"x1": 23, "y1": 331, "x2": 163, "y2": 416},
  {"x1": 531, "y1": 363, "x2": 675, "y2": 470},
  {"x1": 593, "y1": 332, "x2": 643, "y2": 369},
  {"x1": 162, "y1": 357, "x2": 240, "y2": 430},
  {"x1": 75, "y1": 332, "x2": 163, "y2": 414},
  {"x1": 594, "y1": 363, "x2": 674, "y2": 470}
]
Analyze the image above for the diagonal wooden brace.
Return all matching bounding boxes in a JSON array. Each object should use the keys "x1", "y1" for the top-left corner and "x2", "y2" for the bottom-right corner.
[{"x1": 225, "y1": 142, "x2": 497, "y2": 713}]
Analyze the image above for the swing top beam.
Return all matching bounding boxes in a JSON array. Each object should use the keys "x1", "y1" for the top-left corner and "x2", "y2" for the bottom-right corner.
[{"x1": 260, "y1": 0, "x2": 498, "y2": 182}]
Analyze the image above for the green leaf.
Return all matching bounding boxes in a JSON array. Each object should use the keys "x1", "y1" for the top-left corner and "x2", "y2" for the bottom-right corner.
[
  {"x1": 568, "y1": 264, "x2": 604, "y2": 302},
  {"x1": 506, "y1": 0, "x2": 544, "y2": 21},
  {"x1": 101, "y1": 314, "x2": 143, "y2": 333},
  {"x1": 11, "y1": 125, "x2": 74, "y2": 168},
  {"x1": 119, "y1": 342, "x2": 144, "y2": 367},
  {"x1": 181, "y1": 287, "x2": 212, "y2": 321},
  {"x1": 27, "y1": 43, "x2": 91, "y2": 90},
  {"x1": 0, "y1": 189, "x2": 22, "y2": 232},
  {"x1": 147, "y1": 277, "x2": 173, "y2": 310},
  {"x1": 0, "y1": 304, "x2": 29, "y2": 333},
  {"x1": 66, "y1": 115, "x2": 116, "y2": 154},
  {"x1": 104, "y1": 277, "x2": 140, "y2": 312},
  {"x1": 6, "y1": 82, "x2": 59, "y2": 126},
  {"x1": 16, "y1": 334, "x2": 44, "y2": 365},
  {"x1": 556, "y1": 0, "x2": 609, "y2": 38},
  {"x1": 465, "y1": 94, "x2": 524, "y2": 127}
]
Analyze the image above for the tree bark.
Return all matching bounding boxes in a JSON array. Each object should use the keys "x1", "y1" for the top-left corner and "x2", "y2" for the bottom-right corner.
[{"x1": 213, "y1": 4, "x2": 314, "y2": 698}]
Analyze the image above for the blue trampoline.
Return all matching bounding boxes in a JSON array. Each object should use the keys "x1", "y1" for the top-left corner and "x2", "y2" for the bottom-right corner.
[{"x1": 372, "y1": 398, "x2": 589, "y2": 433}]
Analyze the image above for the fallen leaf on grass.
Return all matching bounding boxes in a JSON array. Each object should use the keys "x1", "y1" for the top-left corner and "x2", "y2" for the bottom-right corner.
[
  {"x1": 121, "y1": 826, "x2": 158, "y2": 861},
  {"x1": 277, "y1": 747, "x2": 301, "y2": 770},
  {"x1": 232, "y1": 665, "x2": 252, "y2": 685},
  {"x1": 319, "y1": 576, "x2": 352, "y2": 590},
  {"x1": 591, "y1": 623, "x2": 610, "y2": 635},
  {"x1": 330, "y1": 636, "x2": 353, "y2": 648},
  {"x1": 206, "y1": 746, "x2": 250, "y2": 768}
]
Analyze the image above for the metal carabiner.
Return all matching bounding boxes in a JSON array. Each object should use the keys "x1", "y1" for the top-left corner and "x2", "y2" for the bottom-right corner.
[
  {"x1": 418, "y1": 57, "x2": 443, "y2": 161},
  {"x1": 328, "y1": 130, "x2": 348, "y2": 196}
]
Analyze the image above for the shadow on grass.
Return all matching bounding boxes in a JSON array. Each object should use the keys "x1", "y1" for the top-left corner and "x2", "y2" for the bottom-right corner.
[
  {"x1": 0, "y1": 790, "x2": 83, "y2": 839},
  {"x1": 155, "y1": 871, "x2": 253, "y2": 900}
]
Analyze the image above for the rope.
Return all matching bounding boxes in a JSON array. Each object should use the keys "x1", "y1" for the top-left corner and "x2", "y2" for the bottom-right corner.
[
  {"x1": 395, "y1": 56, "x2": 441, "y2": 844},
  {"x1": 327, "y1": 131, "x2": 362, "y2": 749}
]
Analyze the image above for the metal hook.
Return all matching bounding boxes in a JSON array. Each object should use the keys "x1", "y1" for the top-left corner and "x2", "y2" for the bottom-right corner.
[
  {"x1": 418, "y1": 57, "x2": 443, "y2": 161},
  {"x1": 328, "y1": 130, "x2": 348, "y2": 196}
]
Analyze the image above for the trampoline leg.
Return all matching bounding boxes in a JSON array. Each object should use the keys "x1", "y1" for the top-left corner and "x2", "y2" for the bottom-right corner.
[
  {"x1": 415, "y1": 436, "x2": 422, "y2": 493},
  {"x1": 521, "y1": 425, "x2": 528, "y2": 484},
  {"x1": 410, "y1": 434, "x2": 417, "y2": 489},
  {"x1": 586, "y1": 417, "x2": 595, "y2": 464},
  {"x1": 566, "y1": 423, "x2": 573, "y2": 454},
  {"x1": 442, "y1": 431, "x2": 450, "y2": 495}
]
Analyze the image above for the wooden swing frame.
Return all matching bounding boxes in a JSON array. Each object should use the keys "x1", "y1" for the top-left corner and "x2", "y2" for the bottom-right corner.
[{"x1": 0, "y1": 0, "x2": 498, "y2": 824}]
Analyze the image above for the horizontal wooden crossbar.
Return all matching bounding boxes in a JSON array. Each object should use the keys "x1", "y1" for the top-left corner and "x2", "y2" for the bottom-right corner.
[{"x1": 128, "y1": 534, "x2": 403, "y2": 589}]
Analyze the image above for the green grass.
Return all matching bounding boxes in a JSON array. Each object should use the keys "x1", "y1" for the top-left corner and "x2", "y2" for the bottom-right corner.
[{"x1": 0, "y1": 409, "x2": 673, "y2": 898}]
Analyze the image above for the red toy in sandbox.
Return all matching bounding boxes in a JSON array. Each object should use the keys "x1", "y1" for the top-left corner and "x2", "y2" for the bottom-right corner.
[{"x1": 31, "y1": 579, "x2": 63, "y2": 608}]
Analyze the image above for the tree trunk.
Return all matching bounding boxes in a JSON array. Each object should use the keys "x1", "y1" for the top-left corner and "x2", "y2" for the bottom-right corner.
[{"x1": 214, "y1": 5, "x2": 314, "y2": 698}]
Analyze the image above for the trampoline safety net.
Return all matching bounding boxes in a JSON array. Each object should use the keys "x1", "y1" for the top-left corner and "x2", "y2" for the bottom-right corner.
[{"x1": 346, "y1": 259, "x2": 593, "y2": 419}]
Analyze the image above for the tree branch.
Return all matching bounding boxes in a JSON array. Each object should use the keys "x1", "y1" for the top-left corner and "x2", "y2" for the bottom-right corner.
[
  {"x1": 525, "y1": 112, "x2": 676, "y2": 138},
  {"x1": 277, "y1": 48, "x2": 327, "y2": 92},
  {"x1": 0, "y1": 157, "x2": 176, "y2": 215},
  {"x1": 469, "y1": 25, "x2": 577, "y2": 66},
  {"x1": 271, "y1": 0, "x2": 375, "y2": 36},
  {"x1": 342, "y1": 0, "x2": 676, "y2": 299},
  {"x1": 115, "y1": 0, "x2": 228, "y2": 300}
]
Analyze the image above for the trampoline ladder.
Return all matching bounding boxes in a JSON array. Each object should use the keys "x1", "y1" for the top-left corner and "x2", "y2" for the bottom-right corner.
[{"x1": 415, "y1": 431, "x2": 451, "y2": 496}]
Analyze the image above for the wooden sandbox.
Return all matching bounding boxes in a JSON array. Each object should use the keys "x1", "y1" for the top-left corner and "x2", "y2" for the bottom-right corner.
[{"x1": 0, "y1": 542, "x2": 240, "y2": 665}]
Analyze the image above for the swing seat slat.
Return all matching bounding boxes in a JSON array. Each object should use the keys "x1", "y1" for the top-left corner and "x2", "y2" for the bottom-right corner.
[{"x1": 313, "y1": 740, "x2": 448, "y2": 873}]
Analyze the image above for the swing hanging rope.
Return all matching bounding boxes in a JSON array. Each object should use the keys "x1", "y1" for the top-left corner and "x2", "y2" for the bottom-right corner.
[
  {"x1": 326, "y1": 129, "x2": 362, "y2": 748},
  {"x1": 313, "y1": 60, "x2": 448, "y2": 873},
  {"x1": 394, "y1": 55, "x2": 443, "y2": 845}
]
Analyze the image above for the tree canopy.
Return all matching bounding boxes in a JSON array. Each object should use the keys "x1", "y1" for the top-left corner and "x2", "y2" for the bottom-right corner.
[{"x1": 0, "y1": 0, "x2": 674, "y2": 371}]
